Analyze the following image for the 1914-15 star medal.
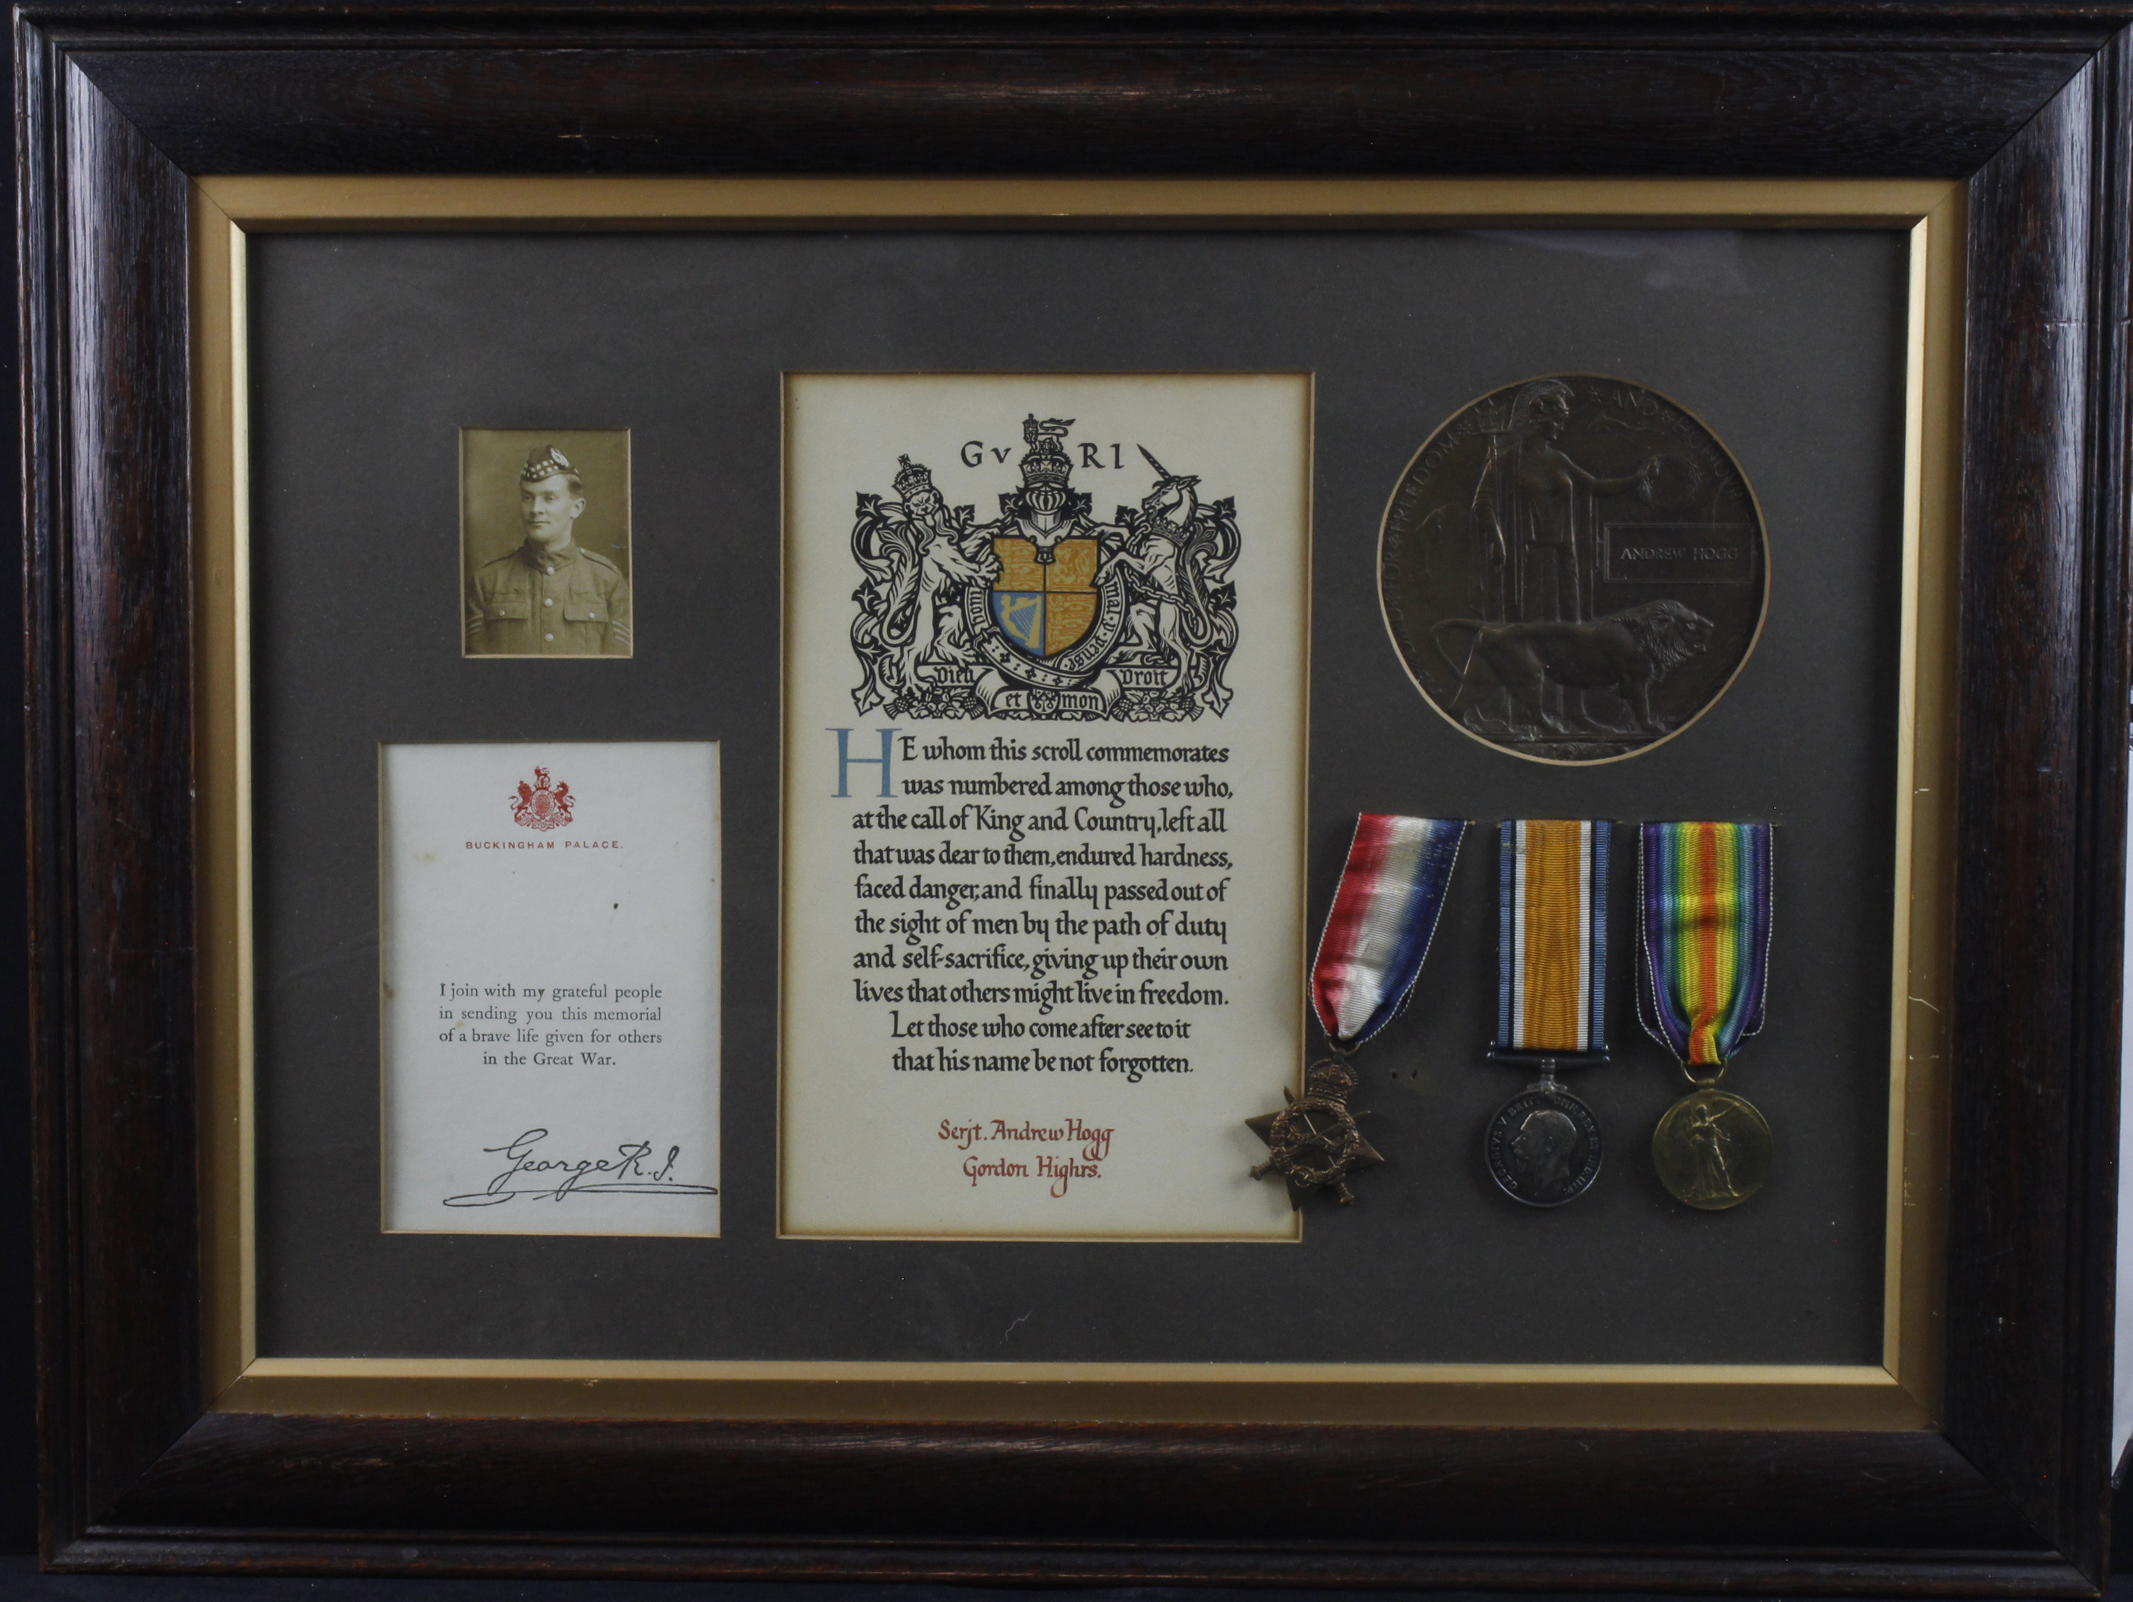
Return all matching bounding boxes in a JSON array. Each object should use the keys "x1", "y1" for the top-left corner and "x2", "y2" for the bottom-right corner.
[
  {"x1": 1252, "y1": 814, "x2": 1467, "y2": 1212},
  {"x1": 1248, "y1": 1059, "x2": 1383, "y2": 1208}
]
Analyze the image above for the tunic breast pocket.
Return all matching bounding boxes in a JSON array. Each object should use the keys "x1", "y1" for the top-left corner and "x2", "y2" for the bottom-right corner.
[
  {"x1": 561, "y1": 603, "x2": 606, "y2": 624},
  {"x1": 484, "y1": 597, "x2": 532, "y2": 621}
]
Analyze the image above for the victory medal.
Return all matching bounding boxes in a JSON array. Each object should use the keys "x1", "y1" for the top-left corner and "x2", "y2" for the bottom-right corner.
[
  {"x1": 1484, "y1": 820, "x2": 1611, "y2": 1207},
  {"x1": 1250, "y1": 814, "x2": 1467, "y2": 1207},
  {"x1": 1636, "y1": 822, "x2": 1776, "y2": 1210}
]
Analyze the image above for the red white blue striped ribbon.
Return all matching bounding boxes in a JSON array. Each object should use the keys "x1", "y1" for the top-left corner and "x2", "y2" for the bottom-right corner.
[{"x1": 1310, "y1": 814, "x2": 1468, "y2": 1051}]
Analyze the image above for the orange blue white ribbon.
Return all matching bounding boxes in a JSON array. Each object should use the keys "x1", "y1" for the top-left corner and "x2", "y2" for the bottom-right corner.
[
  {"x1": 1310, "y1": 814, "x2": 1468, "y2": 1051},
  {"x1": 1496, "y1": 820, "x2": 1610, "y2": 1056},
  {"x1": 1635, "y1": 822, "x2": 1772, "y2": 1069}
]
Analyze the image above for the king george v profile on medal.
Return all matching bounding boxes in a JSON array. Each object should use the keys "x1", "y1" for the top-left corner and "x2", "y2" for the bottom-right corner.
[{"x1": 464, "y1": 443, "x2": 634, "y2": 657}]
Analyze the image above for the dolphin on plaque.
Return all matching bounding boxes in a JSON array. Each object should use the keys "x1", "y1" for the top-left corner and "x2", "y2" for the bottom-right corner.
[
  {"x1": 1378, "y1": 375, "x2": 1768, "y2": 764},
  {"x1": 848, "y1": 417, "x2": 1242, "y2": 723}
]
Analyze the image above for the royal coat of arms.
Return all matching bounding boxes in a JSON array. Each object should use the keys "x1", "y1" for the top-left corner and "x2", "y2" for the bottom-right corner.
[
  {"x1": 512, "y1": 767, "x2": 574, "y2": 831},
  {"x1": 849, "y1": 415, "x2": 1241, "y2": 721}
]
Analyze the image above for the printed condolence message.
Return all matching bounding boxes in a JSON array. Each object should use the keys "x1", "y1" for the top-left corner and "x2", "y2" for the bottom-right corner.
[
  {"x1": 381, "y1": 741, "x2": 721, "y2": 1236},
  {"x1": 782, "y1": 374, "x2": 1309, "y2": 1240}
]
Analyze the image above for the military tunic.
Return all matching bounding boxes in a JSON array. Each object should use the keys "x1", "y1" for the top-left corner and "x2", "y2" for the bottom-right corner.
[{"x1": 466, "y1": 541, "x2": 633, "y2": 656}]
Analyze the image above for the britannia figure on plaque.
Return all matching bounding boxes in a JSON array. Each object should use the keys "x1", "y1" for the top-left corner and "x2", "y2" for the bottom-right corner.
[
  {"x1": 1472, "y1": 378, "x2": 1662, "y2": 627},
  {"x1": 463, "y1": 436, "x2": 634, "y2": 659},
  {"x1": 849, "y1": 415, "x2": 1240, "y2": 721}
]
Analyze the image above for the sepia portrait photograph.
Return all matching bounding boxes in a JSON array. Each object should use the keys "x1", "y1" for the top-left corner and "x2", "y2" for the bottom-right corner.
[{"x1": 461, "y1": 427, "x2": 633, "y2": 658}]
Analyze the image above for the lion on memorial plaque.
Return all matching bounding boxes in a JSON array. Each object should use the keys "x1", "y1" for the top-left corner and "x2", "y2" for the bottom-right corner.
[{"x1": 1430, "y1": 598, "x2": 1716, "y2": 739}]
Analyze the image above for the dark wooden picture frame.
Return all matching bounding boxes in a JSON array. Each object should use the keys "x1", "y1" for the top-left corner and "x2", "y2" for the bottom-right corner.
[{"x1": 19, "y1": 2, "x2": 2132, "y2": 1590}]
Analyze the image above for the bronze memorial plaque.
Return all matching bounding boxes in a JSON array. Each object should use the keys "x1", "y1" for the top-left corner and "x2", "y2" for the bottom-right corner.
[{"x1": 1379, "y1": 375, "x2": 1768, "y2": 764}]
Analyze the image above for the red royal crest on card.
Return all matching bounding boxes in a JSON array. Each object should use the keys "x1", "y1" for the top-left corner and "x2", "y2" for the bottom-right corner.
[{"x1": 512, "y1": 767, "x2": 574, "y2": 831}]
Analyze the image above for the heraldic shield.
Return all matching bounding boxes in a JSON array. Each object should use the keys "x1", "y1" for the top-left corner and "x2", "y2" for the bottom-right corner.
[
  {"x1": 990, "y1": 535, "x2": 1101, "y2": 661},
  {"x1": 849, "y1": 414, "x2": 1243, "y2": 722}
]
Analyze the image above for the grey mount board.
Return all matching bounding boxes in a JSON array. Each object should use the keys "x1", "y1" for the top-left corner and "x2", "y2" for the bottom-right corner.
[{"x1": 250, "y1": 228, "x2": 1904, "y2": 1363}]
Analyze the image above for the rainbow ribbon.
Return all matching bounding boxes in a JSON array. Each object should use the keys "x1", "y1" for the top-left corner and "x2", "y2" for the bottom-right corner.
[
  {"x1": 1635, "y1": 822, "x2": 1773, "y2": 1069},
  {"x1": 1496, "y1": 820, "x2": 1610, "y2": 1056},
  {"x1": 1311, "y1": 814, "x2": 1468, "y2": 1051}
]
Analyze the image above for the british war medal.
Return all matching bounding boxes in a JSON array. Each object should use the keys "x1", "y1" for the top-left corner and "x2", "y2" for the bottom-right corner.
[
  {"x1": 1636, "y1": 822, "x2": 1776, "y2": 1210},
  {"x1": 1250, "y1": 814, "x2": 1467, "y2": 1207},
  {"x1": 1485, "y1": 820, "x2": 1611, "y2": 1206},
  {"x1": 1378, "y1": 375, "x2": 1768, "y2": 764}
]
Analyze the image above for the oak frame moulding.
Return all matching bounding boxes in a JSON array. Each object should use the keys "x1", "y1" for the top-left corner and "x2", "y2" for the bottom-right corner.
[{"x1": 18, "y1": 2, "x2": 2133, "y2": 1591}]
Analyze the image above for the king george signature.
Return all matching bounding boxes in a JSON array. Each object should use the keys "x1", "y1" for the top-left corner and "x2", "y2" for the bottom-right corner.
[{"x1": 442, "y1": 1127, "x2": 720, "y2": 1207}]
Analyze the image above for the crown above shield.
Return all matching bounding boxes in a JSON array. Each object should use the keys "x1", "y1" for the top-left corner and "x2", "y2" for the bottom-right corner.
[{"x1": 1018, "y1": 415, "x2": 1074, "y2": 489}]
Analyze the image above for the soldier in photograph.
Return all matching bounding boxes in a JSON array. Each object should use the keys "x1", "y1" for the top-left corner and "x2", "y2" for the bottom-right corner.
[{"x1": 465, "y1": 445, "x2": 633, "y2": 657}]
